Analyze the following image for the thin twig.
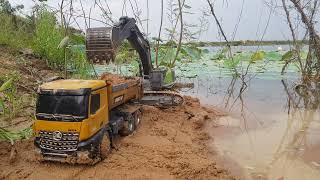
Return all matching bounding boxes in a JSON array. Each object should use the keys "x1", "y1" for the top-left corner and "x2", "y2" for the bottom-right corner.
[
  {"x1": 155, "y1": 0, "x2": 164, "y2": 68},
  {"x1": 171, "y1": 0, "x2": 184, "y2": 67}
]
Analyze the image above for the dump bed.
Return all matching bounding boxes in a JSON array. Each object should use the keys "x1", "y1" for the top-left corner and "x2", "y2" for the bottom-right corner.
[{"x1": 100, "y1": 73, "x2": 143, "y2": 110}]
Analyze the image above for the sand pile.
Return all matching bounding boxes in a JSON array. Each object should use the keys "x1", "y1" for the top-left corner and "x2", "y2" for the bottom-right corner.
[
  {"x1": 0, "y1": 96, "x2": 234, "y2": 180},
  {"x1": 100, "y1": 73, "x2": 138, "y2": 85}
]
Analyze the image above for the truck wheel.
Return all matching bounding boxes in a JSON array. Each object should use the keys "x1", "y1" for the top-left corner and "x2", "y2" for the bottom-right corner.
[
  {"x1": 100, "y1": 131, "x2": 111, "y2": 160},
  {"x1": 119, "y1": 114, "x2": 135, "y2": 136},
  {"x1": 134, "y1": 110, "x2": 142, "y2": 129}
]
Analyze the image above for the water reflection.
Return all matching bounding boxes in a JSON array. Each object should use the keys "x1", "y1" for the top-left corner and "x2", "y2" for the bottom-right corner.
[
  {"x1": 179, "y1": 75, "x2": 320, "y2": 180},
  {"x1": 268, "y1": 80, "x2": 320, "y2": 179}
]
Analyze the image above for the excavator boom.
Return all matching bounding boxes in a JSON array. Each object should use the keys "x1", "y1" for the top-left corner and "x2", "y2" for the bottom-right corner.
[{"x1": 85, "y1": 16, "x2": 184, "y2": 107}]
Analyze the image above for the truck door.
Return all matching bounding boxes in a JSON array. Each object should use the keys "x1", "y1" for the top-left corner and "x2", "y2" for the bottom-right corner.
[{"x1": 89, "y1": 88, "x2": 108, "y2": 135}]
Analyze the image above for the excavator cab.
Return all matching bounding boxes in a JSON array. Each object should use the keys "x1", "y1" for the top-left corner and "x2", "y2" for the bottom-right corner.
[{"x1": 85, "y1": 16, "x2": 175, "y2": 91}]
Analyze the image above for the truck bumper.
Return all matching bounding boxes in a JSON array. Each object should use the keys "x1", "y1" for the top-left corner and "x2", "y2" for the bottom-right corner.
[
  {"x1": 34, "y1": 129, "x2": 106, "y2": 164},
  {"x1": 34, "y1": 146, "x2": 98, "y2": 164}
]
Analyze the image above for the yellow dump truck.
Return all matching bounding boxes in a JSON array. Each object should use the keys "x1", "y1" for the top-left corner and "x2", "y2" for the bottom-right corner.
[
  {"x1": 33, "y1": 16, "x2": 184, "y2": 164},
  {"x1": 33, "y1": 77, "x2": 143, "y2": 164}
]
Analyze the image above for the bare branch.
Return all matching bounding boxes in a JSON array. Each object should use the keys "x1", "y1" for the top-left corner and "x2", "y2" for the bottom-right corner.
[
  {"x1": 155, "y1": 0, "x2": 164, "y2": 68},
  {"x1": 171, "y1": 0, "x2": 184, "y2": 67}
]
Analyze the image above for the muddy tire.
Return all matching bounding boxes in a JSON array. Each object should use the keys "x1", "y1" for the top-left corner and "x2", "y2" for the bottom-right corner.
[
  {"x1": 134, "y1": 110, "x2": 142, "y2": 129},
  {"x1": 119, "y1": 114, "x2": 135, "y2": 136},
  {"x1": 100, "y1": 131, "x2": 111, "y2": 160}
]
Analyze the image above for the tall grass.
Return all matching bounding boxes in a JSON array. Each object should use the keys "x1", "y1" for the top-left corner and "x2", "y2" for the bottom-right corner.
[
  {"x1": 0, "y1": 9, "x2": 65, "y2": 69},
  {"x1": 0, "y1": 13, "x2": 33, "y2": 49},
  {"x1": 34, "y1": 10, "x2": 64, "y2": 68},
  {"x1": 0, "y1": 7, "x2": 93, "y2": 79},
  {"x1": 69, "y1": 46, "x2": 92, "y2": 79},
  {"x1": 0, "y1": 71, "x2": 24, "y2": 119}
]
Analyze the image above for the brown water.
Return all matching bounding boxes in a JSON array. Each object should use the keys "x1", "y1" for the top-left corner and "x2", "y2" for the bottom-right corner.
[{"x1": 179, "y1": 76, "x2": 320, "y2": 180}]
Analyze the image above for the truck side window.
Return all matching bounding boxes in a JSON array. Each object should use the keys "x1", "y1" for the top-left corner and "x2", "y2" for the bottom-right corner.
[{"x1": 90, "y1": 94, "x2": 100, "y2": 115}]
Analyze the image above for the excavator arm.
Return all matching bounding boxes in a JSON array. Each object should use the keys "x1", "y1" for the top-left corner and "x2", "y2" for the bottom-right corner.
[{"x1": 86, "y1": 17, "x2": 152, "y2": 76}]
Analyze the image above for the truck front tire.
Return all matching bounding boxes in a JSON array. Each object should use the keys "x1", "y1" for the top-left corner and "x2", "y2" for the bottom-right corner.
[{"x1": 100, "y1": 131, "x2": 111, "y2": 160}]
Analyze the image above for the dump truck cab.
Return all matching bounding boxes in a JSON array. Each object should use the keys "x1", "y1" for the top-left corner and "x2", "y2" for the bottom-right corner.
[{"x1": 33, "y1": 79, "x2": 142, "y2": 164}]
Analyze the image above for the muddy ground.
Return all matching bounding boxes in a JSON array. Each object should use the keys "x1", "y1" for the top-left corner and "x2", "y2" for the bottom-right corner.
[
  {"x1": 0, "y1": 46, "x2": 235, "y2": 180},
  {"x1": 0, "y1": 97, "x2": 235, "y2": 180}
]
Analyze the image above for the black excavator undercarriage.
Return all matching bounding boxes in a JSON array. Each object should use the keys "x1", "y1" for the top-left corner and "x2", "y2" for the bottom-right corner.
[{"x1": 85, "y1": 16, "x2": 184, "y2": 107}]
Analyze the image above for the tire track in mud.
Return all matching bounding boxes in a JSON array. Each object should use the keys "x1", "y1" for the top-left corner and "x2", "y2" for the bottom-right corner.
[{"x1": 0, "y1": 97, "x2": 235, "y2": 180}]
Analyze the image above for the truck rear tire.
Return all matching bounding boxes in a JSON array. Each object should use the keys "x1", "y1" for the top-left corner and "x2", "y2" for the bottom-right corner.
[
  {"x1": 119, "y1": 114, "x2": 135, "y2": 136},
  {"x1": 100, "y1": 131, "x2": 111, "y2": 160},
  {"x1": 134, "y1": 110, "x2": 142, "y2": 129}
]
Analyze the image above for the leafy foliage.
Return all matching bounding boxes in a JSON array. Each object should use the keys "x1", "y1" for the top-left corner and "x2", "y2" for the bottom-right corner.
[
  {"x1": 281, "y1": 50, "x2": 293, "y2": 61},
  {"x1": 164, "y1": 68, "x2": 175, "y2": 84},
  {"x1": 211, "y1": 47, "x2": 229, "y2": 60},
  {"x1": 250, "y1": 51, "x2": 266, "y2": 63},
  {"x1": 0, "y1": 0, "x2": 24, "y2": 14},
  {"x1": 69, "y1": 45, "x2": 91, "y2": 79},
  {"x1": 0, "y1": 127, "x2": 32, "y2": 144},
  {"x1": 0, "y1": 72, "x2": 23, "y2": 119},
  {"x1": 0, "y1": 78, "x2": 13, "y2": 113},
  {"x1": 0, "y1": 2, "x2": 89, "y2": 74},
  {"x1": 0, "y1": 13, "x2": 33, "y2": 49},
  {"x1": 180, "y1": 45, "x2": 202, "y2": 61},
  {"x1": 224, "y1": 55, "x2": 241, "y2": 69},
  {"x1": 34, "y1": 10, "x2": 65, "y2": 68}
]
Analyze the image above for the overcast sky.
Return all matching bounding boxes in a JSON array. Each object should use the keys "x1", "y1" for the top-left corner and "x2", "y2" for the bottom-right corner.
[{"x1": 9, "y1": 0, "x2": 318, "y2": 41}]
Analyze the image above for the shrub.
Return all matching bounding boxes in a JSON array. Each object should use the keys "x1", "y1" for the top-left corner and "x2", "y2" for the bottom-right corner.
[
  {"x1": 0, "y1": 13, "x2": 33, "y2": 49},
  {"x1": 69, "y1": 45, "x2": 91, "y2": 79},
  {"x1": 34, "y1": 10, "x2": 64, "y2": 68}
]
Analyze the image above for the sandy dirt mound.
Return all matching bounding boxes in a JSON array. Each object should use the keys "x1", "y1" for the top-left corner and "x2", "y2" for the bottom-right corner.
[
  {"x1": 100, "y1": 72, "x2": 138, "y2": 85},
  {"x1": 0, "y1": 97, "x2": 234, "y2": 180}
]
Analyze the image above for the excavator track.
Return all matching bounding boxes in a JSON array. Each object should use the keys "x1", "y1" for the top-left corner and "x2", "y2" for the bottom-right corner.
[{"x1": 141, "y1": 91, "x2": 184, "y2": 108}]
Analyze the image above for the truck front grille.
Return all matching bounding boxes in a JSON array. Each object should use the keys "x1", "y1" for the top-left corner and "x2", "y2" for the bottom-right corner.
[{"x1": 39, "y1": 131, "x2": 79, "y2": 151}]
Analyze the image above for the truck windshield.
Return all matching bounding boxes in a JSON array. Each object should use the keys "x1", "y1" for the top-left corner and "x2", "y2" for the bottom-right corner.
[{"x1": 36, "y1": 95, "x2": 88, "y2": 119}]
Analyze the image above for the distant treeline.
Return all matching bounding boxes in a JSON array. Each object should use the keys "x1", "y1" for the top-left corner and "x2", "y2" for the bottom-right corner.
[{"x1": 184, "y1": 40, "x2": 309, "y2": 47}]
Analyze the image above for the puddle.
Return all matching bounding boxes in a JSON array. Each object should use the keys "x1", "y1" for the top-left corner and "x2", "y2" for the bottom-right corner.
[{"x1": 179, "y1": 75, "x2": 320, "y2": 180}]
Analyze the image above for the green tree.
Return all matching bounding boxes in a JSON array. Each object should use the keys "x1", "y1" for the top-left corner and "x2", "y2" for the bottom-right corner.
[{"x1": 0, "y1": 0, "x2": 24, "y2": 28}]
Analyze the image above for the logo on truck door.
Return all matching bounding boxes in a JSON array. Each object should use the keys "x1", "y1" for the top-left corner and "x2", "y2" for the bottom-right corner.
[{"x1": 114, "y1": 95, "x2": 124, "y2": 103}]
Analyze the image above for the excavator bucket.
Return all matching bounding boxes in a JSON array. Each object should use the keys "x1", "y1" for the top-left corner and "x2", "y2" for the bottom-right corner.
[{"x1": 86, "y1": 27, "x2": 117, "y2": 64}]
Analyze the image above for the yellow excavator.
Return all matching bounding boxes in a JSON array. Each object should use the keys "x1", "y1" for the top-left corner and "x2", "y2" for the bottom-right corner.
[{"x1": 33, "y1": 17, "x2": 183, "y2": 164}]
